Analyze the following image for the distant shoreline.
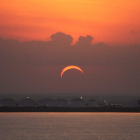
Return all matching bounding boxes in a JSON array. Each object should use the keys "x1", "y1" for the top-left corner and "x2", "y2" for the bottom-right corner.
[{"x1": 0, "y1": 107, "x2": 140, "y2": 112}]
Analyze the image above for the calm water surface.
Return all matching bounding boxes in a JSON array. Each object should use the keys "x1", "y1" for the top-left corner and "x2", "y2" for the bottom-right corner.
[{"x1": 0, "y1": 113, "x2": 140, "y2": 140}]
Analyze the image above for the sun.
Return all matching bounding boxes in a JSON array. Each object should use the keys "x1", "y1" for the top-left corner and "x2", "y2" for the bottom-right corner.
[{"x1": 61, "y1": 65, "x2": 83, "y2": 78}]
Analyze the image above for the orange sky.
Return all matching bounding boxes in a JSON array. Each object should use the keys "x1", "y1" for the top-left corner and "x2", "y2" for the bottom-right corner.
[{"x1": 0, "y1": 0, "x2": 140, "y2": 45}]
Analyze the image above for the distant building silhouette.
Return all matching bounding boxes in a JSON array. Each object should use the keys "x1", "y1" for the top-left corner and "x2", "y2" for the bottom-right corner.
[
  {"x1": 138, "y1": 97, "x2": 140, "y2": 106},
  {"x1": 18, "y1": 97, "x2": 34, "y2": 107},
  {"x1": 88, "y1": 99, "x2": 100, "y2": 107},
  {"x1": 55, "y1": 99, "x2": 68, "y2": 107},
  {"x1": 103, "y1": 100, "x2": 109, "y2": 107},
  {"x1": 69, "y1": 98, "x2": 85, "y2": 107},
  {"x1": 0, "y1": 98, "x2": 14, "y2": 107},
  {"x1": 122, "y1": 100, "x2": 138, "y2": 107},
  {"x1": 38, "y1": 98, "x2": 55, "y2": 107}
]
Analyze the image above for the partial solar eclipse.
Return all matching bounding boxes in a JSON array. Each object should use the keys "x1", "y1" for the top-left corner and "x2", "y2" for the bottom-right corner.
[{"x1": 61, "y1": 65, "x2": 83, "y2": 78}]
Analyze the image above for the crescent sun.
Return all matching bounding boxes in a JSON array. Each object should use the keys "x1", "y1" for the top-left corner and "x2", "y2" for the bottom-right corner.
[{"x1": 61, "y1": 65, "x2": 83, "y2": 78}]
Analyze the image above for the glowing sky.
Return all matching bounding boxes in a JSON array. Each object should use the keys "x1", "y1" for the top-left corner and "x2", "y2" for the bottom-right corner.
[
  {"x1": 0, "y1": 0, "x2": 140, "y2": 45},
  {"x1": 0, "y1": 0, "x2": 140, "y2": 96}
]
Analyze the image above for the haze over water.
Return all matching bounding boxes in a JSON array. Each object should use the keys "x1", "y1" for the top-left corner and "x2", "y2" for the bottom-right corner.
[{"x1": 0, "y1": 113, "x2": 140, "y2": 140}]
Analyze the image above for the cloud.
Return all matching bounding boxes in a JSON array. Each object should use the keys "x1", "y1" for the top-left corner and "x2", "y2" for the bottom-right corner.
[
  {"x1": 76, "y1": 35, "x2": 93, "y2": 46},
  {"x1": 50, "y1": 32, "x2": 73, "y2": 45},
  {"x1": 0, "y1": 32, "x2": 140, "y2": 66},
  {"x1": 0, "y1": 32, "x2": 140, "y2": 94}
]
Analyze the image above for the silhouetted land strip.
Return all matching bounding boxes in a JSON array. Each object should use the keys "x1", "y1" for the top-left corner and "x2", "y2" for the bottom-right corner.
[{"x1": 0, "y1": 107, "x2": 140, "y2": 112}]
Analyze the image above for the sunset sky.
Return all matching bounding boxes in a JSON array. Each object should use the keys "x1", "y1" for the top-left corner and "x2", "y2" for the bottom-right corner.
[
  {"x1": 0, "y1": 0, "x2": 140, "y2": 97},
  {"x1": 0, "y1": 0, "x2": 140, "y2": 45}
]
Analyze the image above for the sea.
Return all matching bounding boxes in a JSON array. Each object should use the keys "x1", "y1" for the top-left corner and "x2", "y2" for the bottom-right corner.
[{"x1": 0, "y1": 113, "x2": 140, "y2": 140}]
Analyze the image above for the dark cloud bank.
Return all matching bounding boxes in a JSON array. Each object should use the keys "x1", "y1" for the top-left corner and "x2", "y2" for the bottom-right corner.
[
  {"x1": 0, "y1": 32, "x2": 140, "y2": 96},
  {"x1": 0, "y1": 32, "x2": 140, "y2": 66}
]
